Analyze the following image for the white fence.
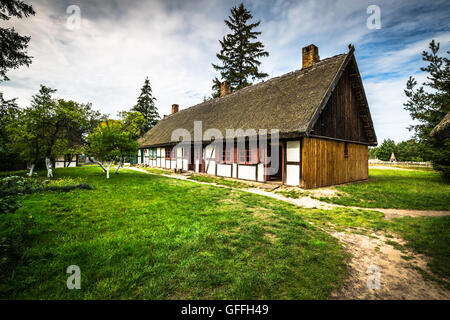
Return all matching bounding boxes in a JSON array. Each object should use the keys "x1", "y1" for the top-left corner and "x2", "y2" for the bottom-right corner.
[{"x1": 369, "y1": 159, "x2": 432, "y2": 168}]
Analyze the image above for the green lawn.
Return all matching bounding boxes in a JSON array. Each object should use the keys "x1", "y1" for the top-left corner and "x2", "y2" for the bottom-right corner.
[
  {"x1": 1, "y1": 166, "x2": 348, "y2": 299},
  {"x1": 318, "y1": 168, "x2": 450, "y2": 210},
  {"x1": 2, "y1": 166, "x2": 448, "y2": 299},
  {"x1": 188, "y1": 174, "x2": 253, "y2": 189}
]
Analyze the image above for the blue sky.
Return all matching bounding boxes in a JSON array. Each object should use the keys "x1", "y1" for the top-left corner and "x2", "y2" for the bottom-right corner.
[{"x1": 1, "y1": 0, "x2": 449, "y2": 143}]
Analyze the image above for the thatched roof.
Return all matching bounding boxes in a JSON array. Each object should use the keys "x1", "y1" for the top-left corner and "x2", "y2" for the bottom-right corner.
[
  {"x1": 430, "y1": 112, "x2": 450, "y2": 140},
  {"x1": 139, "y1": 48, "x2": 374, "y2": 147}
]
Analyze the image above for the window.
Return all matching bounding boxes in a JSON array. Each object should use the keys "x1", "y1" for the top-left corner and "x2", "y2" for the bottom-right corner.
[
  {"x1": 150, "y1": 148, "x2": 156, "y2": 159},
  {"x1": 247, "y1": 144, "x2": 253, "y2": 163},
  {"x1": 165, "y1": 147, "x2": 172, "y2": 159},
  {"x1": 344, "y1": 142, "x2": 348, "y2": 158},
  {"x1": 238, "y1": 143, "x2": 246, "y2": 163},
  {"x1": 219, "y1": 144, "x2": 235, "y2": 164},
  {"x1": 238, "y1": 141, "x2": 257, "y2": 164}
]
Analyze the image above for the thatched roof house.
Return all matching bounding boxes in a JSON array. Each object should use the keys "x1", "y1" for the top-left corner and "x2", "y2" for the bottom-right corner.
[
  {"x1": 137, "y1": 44, "x2": 377, "y2": 188},
  {"x1": 431, "y1": 112, "x2": 450, "y2": 140}
]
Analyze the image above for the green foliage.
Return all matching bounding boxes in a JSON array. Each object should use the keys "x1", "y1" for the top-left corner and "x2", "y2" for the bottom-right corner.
[
  {"x1": 0, "y1": 175, "x2": 39, "y2": 214},
  {"x1": 319, "y1": 168, "x2": 450, "y2": 210},
  {"x1": 0, "y1": 0, "x2": 35, "y2": 82},
  {"x1": 0, "y1": 212, "x2": 34, "y2": 289},
  {"x1": 86, "y1": 118, "x2": 140, "y2": 173},
  {"x1": 117, "y1": 110, "x2": 146, "y2": 140},
  {"x1": 131, "y1": 77, "x2": 159, "y2": 133},
  {"x1": 0, "y1": 175, "x2": 42, "y2": 195},
  {"x1": 374, "y1": 139, "x2": 396, "y2": 161},
  {"x1": 368, "y1": 146, "x2": 377, "y2": 159},
  {"x1": 0, "y1": 175, "x2": 92, "y2": 214},
  {"x1": 404, "y1": 40, "x2": 450, "y2": 181},
  {"x1": 7, "y1": 85, "x2": 101, "y2": 171},
  {"x1": 212, "y1": 3, "x2": 269, "y2": 96},
  {"x1": 395, "y1": 139, "x2": 427, "y2": 161},
  {"x1": 0, "y1": 93, "x2": 24, "y2": 170},
  {"x1": 373, "y1": 139, "x2": 429, "y2": 162}
]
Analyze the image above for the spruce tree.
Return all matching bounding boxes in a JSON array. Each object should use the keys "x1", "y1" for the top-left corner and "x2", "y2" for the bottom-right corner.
[
  {"x1": 212, "y1": 3, "x2": 269, "y2": 97},
  {"x1": 0, "y1": 0, "x2": 35, "y2": 82},
  {"x1": 132, "y1": 77, "x2": 159, "y2": 133},
  {"x1": 404, "y1": 40, "x2": 450, "y2": 181}
]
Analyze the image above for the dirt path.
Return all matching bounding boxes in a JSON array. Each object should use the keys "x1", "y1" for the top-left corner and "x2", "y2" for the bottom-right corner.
[
  {"x1": 331, "y1": 231, "x2": 449, "y2": 299},
  {"x1": 245, "y1": 187, "x2": 450, "y2": 220},
  {"x1": 127, "y1": 167, "x2": 450, "y2": 299}
]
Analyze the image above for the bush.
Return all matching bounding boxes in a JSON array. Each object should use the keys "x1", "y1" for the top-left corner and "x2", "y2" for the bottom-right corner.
[
  {"x1": 0, "y1": 175, "x2": 92, "y2": 214},
  {"x1": 0, "y1": 176, "x2": 42, "y2": 214},
  {"x1": 43, "y1": 183, "x2": 92, "y2": 192},
  {"x1": 0, "y1": 212, "x2": 34, "y2": 296}
]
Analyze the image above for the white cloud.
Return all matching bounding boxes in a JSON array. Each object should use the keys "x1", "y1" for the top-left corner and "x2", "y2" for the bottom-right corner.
[
  {"x1": 364, "y1": 73, "x2": 429, "y2": 143},
  {"x1": 0, "y1": 0, "x2": 448, "y2": 145}
]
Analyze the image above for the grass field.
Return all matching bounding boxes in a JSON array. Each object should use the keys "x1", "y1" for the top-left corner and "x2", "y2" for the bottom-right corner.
[
  {"x1": 1, "y1": 166, "x2": 448, "y2": 299},
  {"x1": 318, "y1": 168, "x2": 450, "y2": 210},
  {"x1": 1, "y1": 166, "x2": 348, "y2": 299}
]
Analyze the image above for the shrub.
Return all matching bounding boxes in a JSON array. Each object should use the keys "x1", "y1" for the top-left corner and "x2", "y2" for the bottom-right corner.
[
  {"x1": 0, "y1": 176, "x2": 41, "y2": 214},
  {"x1": 0, "y1": 176, "x2": 92, "y2": 214}
]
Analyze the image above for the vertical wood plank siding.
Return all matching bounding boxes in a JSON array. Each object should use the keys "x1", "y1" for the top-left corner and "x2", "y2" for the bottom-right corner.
[
  {"x1": 301, "y1": 137, "x2": 368, "y2": 188},
  {"x1": 312, "y1": 67, "x2": 369, "y2": 143}
]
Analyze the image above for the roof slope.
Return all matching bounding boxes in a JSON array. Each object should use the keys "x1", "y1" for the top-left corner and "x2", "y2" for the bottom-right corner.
[
  {"x1": 431, "y1": 111, "x2": 450, "y2": 140},
  {"x1": 139, "y1": 53, "x2": 349, "y2": 147}
]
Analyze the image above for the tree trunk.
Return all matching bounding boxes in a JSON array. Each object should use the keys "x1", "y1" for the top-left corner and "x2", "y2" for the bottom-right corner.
[
  {"x1": 96, "y1": 161, "x2": 107, "y2": 173},
  {"x1": 66, "y1": 156, "x2": 72, "y2": 168},
  {"x1": 45, "y1": 157, "x2": 53, "y2": 178},
  {"x1": 114, "y1": 157, "x2": 124, "y2": 174},
  {"x1": 106, "y1": 162, "x2": 112, "y2": 179},
  {"x1": 27, "y1": 164, "x2": 35, "y2": 177}
]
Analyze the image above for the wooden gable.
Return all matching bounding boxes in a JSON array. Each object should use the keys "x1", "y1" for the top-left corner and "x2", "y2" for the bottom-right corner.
[{"x1": 308, "y1": 53, "x2": 377, "y2": 145}]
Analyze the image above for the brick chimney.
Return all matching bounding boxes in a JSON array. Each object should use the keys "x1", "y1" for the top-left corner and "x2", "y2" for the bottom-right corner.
[
  {"x1": 220, "y1": 81, "x2": 231, "y2": 98},
  {"x1": 171, "y1": 104, "x2": 179, "y2": 114},
  {"x1": 302, "y1": 44, "x2": 320, "y2": 70}
]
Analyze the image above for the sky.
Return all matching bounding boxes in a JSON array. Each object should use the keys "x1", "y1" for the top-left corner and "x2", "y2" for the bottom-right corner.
[{"x1": 1, "y1": 0, "x2": 449, "y2": 143}]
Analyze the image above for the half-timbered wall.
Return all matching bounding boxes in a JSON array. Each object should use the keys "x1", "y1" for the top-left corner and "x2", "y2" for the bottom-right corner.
[{"x1": 301, "y1": 137, "x2": 368, "y2": 189}]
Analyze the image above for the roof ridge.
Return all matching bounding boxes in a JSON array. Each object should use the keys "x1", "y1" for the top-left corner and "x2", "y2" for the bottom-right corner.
[{"x1": 162, "y1": 52, "x2": 348, "y2": 119}]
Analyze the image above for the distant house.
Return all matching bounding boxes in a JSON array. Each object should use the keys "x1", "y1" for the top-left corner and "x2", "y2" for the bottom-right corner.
[
  {"x1": 138, "y1": 44, "x2": 377, "y2": 188},
  {"x1": 55, "y1": 155, "x2": 79, "y2": 168}
]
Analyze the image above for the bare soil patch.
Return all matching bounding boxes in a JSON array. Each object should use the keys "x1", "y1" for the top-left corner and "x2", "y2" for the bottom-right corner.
[{"x1": 331, "y1": 231, "x2": 450, "y2": 299}]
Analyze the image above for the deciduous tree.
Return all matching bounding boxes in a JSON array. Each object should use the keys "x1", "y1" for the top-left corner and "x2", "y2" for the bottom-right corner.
[{"x1": 86, "y1": 112, "x2": 143, "y2": 178}]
